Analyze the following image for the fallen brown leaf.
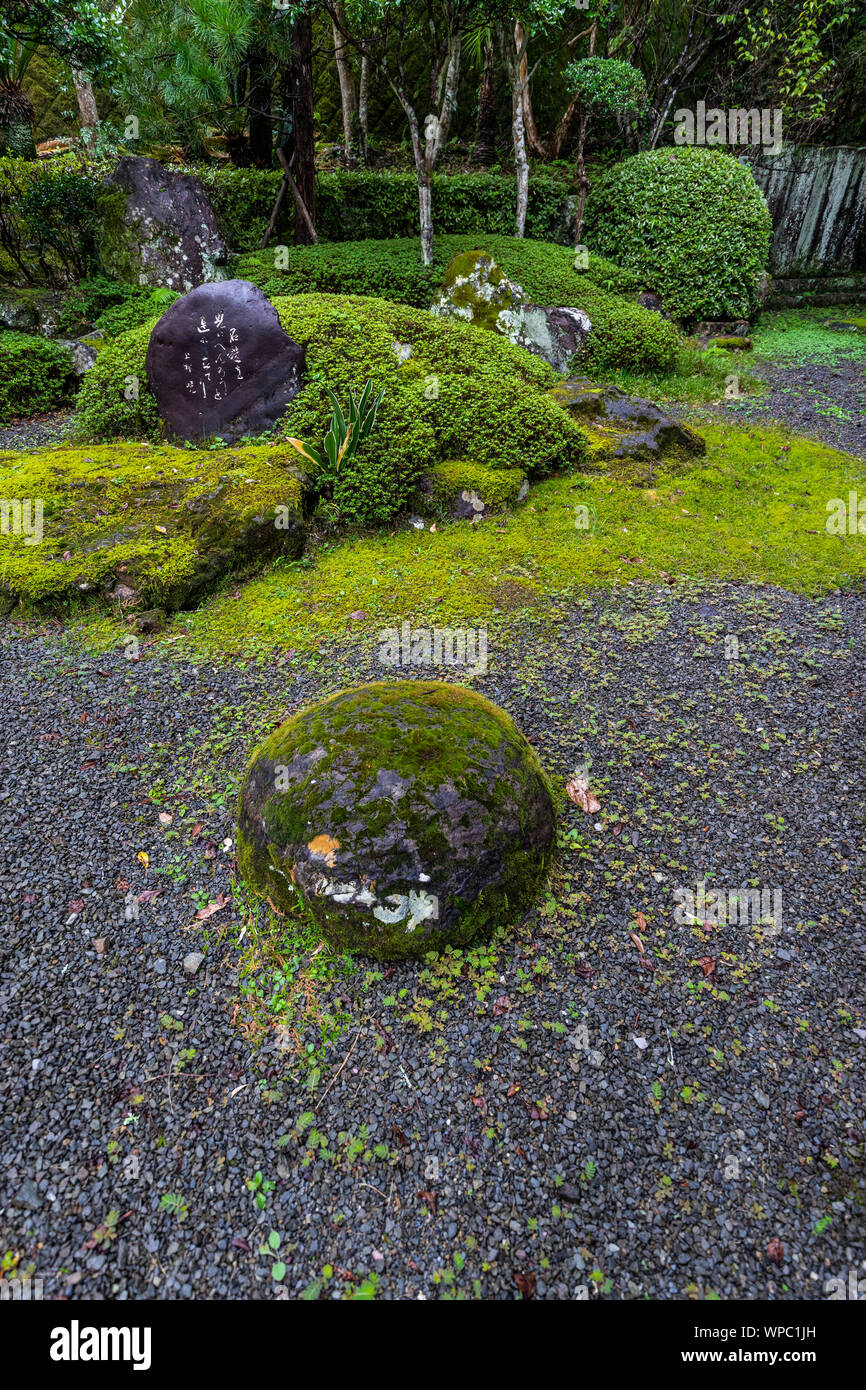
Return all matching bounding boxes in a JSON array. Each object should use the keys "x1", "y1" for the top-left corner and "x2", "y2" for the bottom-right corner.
[
  {"x1": 566, "y1": 776, "x2": 601, "y2": 814},
  {"x1": 195, "y1": 892, "x2": 230, "y2": 921}
]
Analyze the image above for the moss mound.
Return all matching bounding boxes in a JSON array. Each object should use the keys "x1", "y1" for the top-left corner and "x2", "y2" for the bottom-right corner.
[
  {"x1": 423, "y1": 460, "x2": 527, "y2": 514},
  {"x1": 239, "y1": 235, "x2": 680, "y2": 374},
  {"x1": 74, "y1": 293, "x2": 588, "y2": 524},
  {"x1": 237, "y1": 680, "x2": 556, "y2": 960},
  {"x1": 0, "y1": 441, "x2": 309, "y2": 615},
  {"x1": 586, "y1": 148, "x2": 772, "y2": 322}
]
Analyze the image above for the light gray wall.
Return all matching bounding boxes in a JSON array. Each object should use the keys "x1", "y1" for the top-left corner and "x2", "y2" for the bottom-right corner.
[{"x1": 742, "y1": 145, "x2": 866, "y2": 277}]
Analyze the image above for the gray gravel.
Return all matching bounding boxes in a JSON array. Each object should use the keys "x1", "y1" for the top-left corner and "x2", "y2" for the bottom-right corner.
[
  {"x1": 1, "y1": 582, "x2": 864, "y2": 1300},
  {"x1": 698, "y1": 358, "x2": 865, "y2": 458}
]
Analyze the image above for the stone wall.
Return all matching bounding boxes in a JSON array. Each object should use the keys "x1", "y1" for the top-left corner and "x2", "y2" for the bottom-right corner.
[{"x1": 742, "y1": 145, "x2": 866, "y2": 279}]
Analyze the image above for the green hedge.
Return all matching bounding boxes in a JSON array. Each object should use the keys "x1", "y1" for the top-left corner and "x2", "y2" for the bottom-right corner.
[
  {"x1": 585, "y1": 147, "x2": 772, "y2": 321},
  {"x1": 75, "y1": 293, "x2": 588, "y2": 525},
  {"x1": 183, "y1": 166, "x2": 580, "y2": 252},
  {"x1": 239, "y1": 234, "x2": 678, "y2": 372},
  {"x1": 0, "y1": 332, "x2": 75, "y2": 423}
]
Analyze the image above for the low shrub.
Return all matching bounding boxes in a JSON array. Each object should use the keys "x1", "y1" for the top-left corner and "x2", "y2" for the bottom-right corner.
[
  {"x1": 0, "y1": 332, "x2": 74, "y2": 423},
  {"x1": 94, "y1": 287, "x2": 181, "y2": 337},
  {"x1": 585, "y1": 147, "x2": 772, "y2": 321},
  {"x1": 240, "y1": 234, "x2": 679, "y2": 373},
  {"x1": 75, "y1": 293, "x2": 587, "y2": 524},
  {"x1": 55, "y1": 276, "x2": 141, "y2": 336}
]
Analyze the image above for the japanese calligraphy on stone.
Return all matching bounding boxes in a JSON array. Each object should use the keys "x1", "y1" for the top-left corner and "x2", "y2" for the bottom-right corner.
[{"x1": 145, "y1": 279, "x2": 306, "y2": 444}]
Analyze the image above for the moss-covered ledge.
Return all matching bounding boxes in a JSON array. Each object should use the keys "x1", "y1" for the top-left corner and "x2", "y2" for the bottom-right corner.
[{"x1": 0, "y1": 442, "x2": 311, "y2": 617}]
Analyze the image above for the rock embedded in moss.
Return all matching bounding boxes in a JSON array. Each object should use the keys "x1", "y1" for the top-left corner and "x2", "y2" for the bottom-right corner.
[
  {"x1": 551, "y1": 379, "x2": 706, "y2": 478},
  {"x1": 145, "y1": 280, "x2": 306, "y2": 444},
  {"x1": 432, "y1": 249, "x2": 591, "y2": 373},
  {"x1": 237, "y1": 680, "x2": 556, "y2": 960},
  {"x1": 420, "y1": 460, "x2": 528, "y2": 519}
]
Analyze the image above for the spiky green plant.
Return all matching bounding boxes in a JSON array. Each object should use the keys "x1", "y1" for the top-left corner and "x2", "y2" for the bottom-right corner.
[{"x1": 286, "y1": 379, "x2": 385, "y2": 478}]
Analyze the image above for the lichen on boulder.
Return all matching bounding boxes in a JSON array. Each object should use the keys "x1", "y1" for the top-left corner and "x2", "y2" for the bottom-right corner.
[
  {"x1": 96, "y1": 156, "x2": 229, "y2": 292},
  {"x1": 237, "y1": 680, "x2": 556, "y2": 960},
  {"x1": 431, "y1": 249, "x2": 591, "y2": 373}
]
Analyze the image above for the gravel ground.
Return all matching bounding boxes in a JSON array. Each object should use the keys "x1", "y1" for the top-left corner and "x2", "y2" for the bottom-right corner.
[
  {"x1": 701, "y1": 358, "x2": 865, "y2": 458},
  {"x1": 1, "y1": 581, "x2": 863, "y2": 1301},
  {"x1": 0, "y1": 409, "x2": 75, "y2": 452}
]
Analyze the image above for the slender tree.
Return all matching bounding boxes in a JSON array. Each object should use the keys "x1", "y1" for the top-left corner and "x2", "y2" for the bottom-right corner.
[{"x1": 328, "y1": 1, "x2": 472, "y2": 265}]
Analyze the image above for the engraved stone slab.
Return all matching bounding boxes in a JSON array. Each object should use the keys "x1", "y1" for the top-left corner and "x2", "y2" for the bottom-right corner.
[{"x1": 145, "y1": 279, "x2": 306, "y2": 444}]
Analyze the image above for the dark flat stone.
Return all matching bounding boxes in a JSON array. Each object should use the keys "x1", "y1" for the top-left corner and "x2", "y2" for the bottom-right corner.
[{"x1": 145, "y1": 279, "x2": 306, "y2": 444}]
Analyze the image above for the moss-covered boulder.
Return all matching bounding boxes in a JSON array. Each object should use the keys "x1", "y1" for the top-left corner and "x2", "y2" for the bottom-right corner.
[
  {"x1": 237, "y1": 681, "x2": 556, "y2": 960},
  {"x1": 431, "y1": 249, "x2": 591, "y2": 373},
  {"x1": 420, "y1": 460, "x2": 528, "y2": 519},
  {"x1": 0, "y1": 442, "x2": 310, "y2": 615}
]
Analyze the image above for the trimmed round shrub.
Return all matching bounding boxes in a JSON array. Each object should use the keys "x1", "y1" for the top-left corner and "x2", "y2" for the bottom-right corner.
[
  {"x1": 585, "y1": 147, "x2": 772, "y2": 321},
  {"x1": 75, "y1": 292, "x2": 587, "y2": 525},
  {"x1": 0, "y1": 332, "x2": 74, "y2": 424},
  {"x1": 239, "y1": 234, "x2": 678, "y2": 373},
  {"x1": 236, "y1": 680, "x2": 556, "y2": 960}
]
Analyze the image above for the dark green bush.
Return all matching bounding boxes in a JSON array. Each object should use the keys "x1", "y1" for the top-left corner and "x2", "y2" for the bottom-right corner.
[
  {"x1": 240, "y1": 235, "x2": 678, "y2": 373},
  {"x1": 19, "y1": 168, "x2": 101, "y2": 282},
  {"x1": 0, "y1": 332, "x2": 74, "y2": 423},
  {"x1": 585, "y1": 147, "x2": 772, "y2": 321},
  {"x1": 74, "y1": 294, "x2": 587, "y2": 524},
  {"x1": 187, "y1": 166, "x2": 579, "y2": 251},
  {"x1": 56, "y1": 276, "x2": 141, "y2": 336},
  {"x1": 94, "y1": 287, "x2": 181, "y2": 337}
]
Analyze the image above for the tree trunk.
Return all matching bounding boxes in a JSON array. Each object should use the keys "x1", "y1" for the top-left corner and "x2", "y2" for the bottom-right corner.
[
  {"x1": 573, "y1": 110, "x2": 589, "y2": 246},
  {"x1": 358, "y1": 55, "x2": 369, "y2": 162},
  {"x1": 500, "y1": 26, "x2": 529, "y2": 238},
  {"x1": 71, "y1": 67, "x2": 99, "y2": 143},
  {"x1": 572, "y1": 22, "x2": 597, "y2": 245},
  {"x1": 332, "y1": 3, "x2": 360, "y2": 158},
  {"x1": 391, "y1": 32, "x2": 460, "y2": 266},
  {"x1": 247, "y1": 48, "x2": 273, "y2": 166},
  {"x1": 474, "y1": 36, "x2": 497, "y2": 165},
  {"x1": 290, "y1": 13, "x2": 316, "y2": 244},
  {"x1": 515, "y1": 22, "x2": 546, "y2": 160}
]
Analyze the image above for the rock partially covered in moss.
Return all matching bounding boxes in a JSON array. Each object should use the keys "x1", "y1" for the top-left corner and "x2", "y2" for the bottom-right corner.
[
  {"x1": 237, "y1": 681, "x2": 556, "y2": 960},
  {"x1": 420, "y1": 460, "x2": 528, "y2": 519},
  {"x1": 432, "y1": 250, "x2": 591, "y2": 373},
  {"x1": 551, "y1": 379, "x2": 706, "y2": 479},
  {"x1": 0, "y1": 442, "x2": 310, "y2": 616}
]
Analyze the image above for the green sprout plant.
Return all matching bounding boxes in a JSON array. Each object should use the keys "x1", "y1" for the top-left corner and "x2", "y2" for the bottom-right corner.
[{"x1": 286, "y1": 379, "x2": 385, "y2": 480}]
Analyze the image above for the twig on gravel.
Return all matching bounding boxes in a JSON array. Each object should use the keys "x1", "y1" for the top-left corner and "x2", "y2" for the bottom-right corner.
[{"x1": 314, "y1": 1026, "x2": 362, "y2": 1112}]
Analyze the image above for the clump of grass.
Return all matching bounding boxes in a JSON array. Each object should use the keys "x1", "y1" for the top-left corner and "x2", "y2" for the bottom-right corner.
[{"x1": 600, "y1": 344, "x2": 761, "y2": 407}]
